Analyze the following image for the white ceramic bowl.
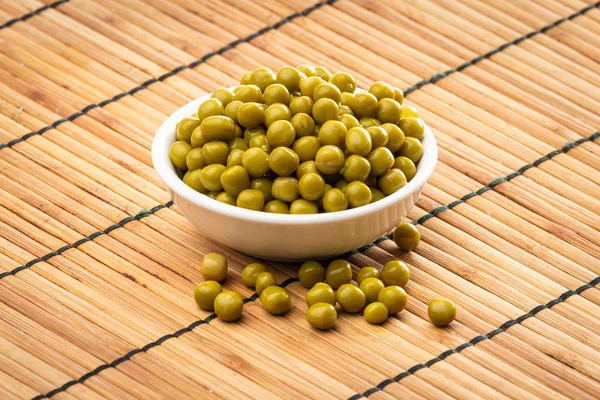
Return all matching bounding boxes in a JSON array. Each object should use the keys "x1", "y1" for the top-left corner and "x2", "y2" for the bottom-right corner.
[{"x1": 152, "y1": 92, "x2": 437, "y2": 261}]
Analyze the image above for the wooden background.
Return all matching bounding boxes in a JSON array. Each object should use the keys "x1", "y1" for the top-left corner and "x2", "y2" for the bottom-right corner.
[{"x1": 1, "y1": 0, "x2": 600, "y2": 399}]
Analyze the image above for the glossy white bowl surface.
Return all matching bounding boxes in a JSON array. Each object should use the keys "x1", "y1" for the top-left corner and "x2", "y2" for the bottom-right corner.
[{"x1": 152, "y1": 91, "x2": 437, "y2": 261}]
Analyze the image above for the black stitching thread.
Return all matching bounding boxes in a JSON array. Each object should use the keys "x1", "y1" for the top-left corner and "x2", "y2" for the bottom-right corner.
[
  {"x1": 0, "y1": 0, "x2": 338, "y2": 150},
  {"x1": 0, "y1": 201, "x2": 173, "y2": 280},
  {"x1": 0, "y1": 0, "x2": 69, "y2": 31},
  {"x1": 347, "y1": 276, "x2": 600, "y2": 399},
  {"x1": 29, "y1": 277, "x2": 299, "y2": 400},
  {"x1": 402, "y1": 1, "x2": 600, "y2": 96}
]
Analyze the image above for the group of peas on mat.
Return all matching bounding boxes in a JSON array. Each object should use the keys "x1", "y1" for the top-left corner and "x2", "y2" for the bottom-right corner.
[
  {"x1": 194, "y1": 223, "x2": 456, "y2": 329},
  {"x1": 169, "y1": 65, "x2": 426, "y2": 213}
]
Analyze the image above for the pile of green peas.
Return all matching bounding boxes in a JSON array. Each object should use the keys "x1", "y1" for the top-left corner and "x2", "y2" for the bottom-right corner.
[
  {"x1": 169, "y1": 65, "x2": 426, "y2": 214},
  {"x1": 194, "y1": 253, "x2": 293, "y2": 321}
]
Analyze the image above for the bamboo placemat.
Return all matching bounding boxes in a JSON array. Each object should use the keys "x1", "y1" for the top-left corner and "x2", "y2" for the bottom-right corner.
[{"x1": 1, "y1": 0, "x2": 600, "y2": 398}]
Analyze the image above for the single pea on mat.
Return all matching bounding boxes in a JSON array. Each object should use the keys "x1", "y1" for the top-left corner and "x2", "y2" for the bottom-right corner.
[
  {"x1": 306, "y1": 282, "x2": 336, "y2": 307},
  {"x1": 356, "y1": 266, "x2": 381, "y2": 285},
  {"x1": 364, "y1": 302, "x2": 389, "y2": 324},
  {"x1": 194, "y1": 281, "x2": 223, "y2": 311},
  {"x1": 336, "y1": 284, "x2": 366, "y2": 313},
  {"x1": 381, "y1": 260, "x2": 410, "y2": 287},
  {"x1": 298, "y1": 261, "x2": 325, "y2": 288},
  {"x1": 378, "y1": 286, "x2": 407, "y2": 314},
  {"x1": 214, "y1": 291, "x2": 244, "y2": 322},
  {"x1": 359, "y1": 277, "x2": 385, "y2": 303},
  {"x1": 201, "y1": 253, "x2": 228, "y2": 282},
  {"x1": 428, "y1": 297, "x2": 456, "y2": 327},
  {"x1": 307, "y1": 303, "x2": 337, "y2": 330},
  {"x1": 260, "y1": 286, "x2": 292, "y2": 315},
  {"x1": 255, "y1": 272, "x2": 277, "y2": 295},
  {"x1": 170, "y1": 67, "x2": 427, "y2": 214},
  {"x1": 241, "y1": 263, "x2": 268, "y2": 287},
  {"x1": 394, "y1": 223, "x2": 421, "y2": 251},
  {"x1": 326, "y1": 259, "x2": 353, "y2": 289}
]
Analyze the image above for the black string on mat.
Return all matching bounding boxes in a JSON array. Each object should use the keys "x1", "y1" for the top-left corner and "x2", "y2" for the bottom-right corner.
[
  {"x1": 0, "y1": 0, "x2": 70, "y2": 31},
  {"x1": 0, "y1": 0, "x2": 339, "y2": 150},
  {"x1": 347, "y1": 276, "x2": 600, "y2": 400}
]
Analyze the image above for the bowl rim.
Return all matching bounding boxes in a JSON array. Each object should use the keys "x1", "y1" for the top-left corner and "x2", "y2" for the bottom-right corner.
[{"x1": 152, "y1": 90, "x2": 438, "y2": 226}]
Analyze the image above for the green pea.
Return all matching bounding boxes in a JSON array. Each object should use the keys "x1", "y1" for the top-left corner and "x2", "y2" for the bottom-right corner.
[
  {"x1": 398, "y1": 137, "x2": 423, "y2": 163},
  {"x1": 318, "y1": 120, "x2": 346, "y2": 147},
  {"x1": 401, "y1": 104, "x2": 419, "y2": 119},
  {"x1": 211, "y1": 88, "x2": 234, "y2": 107},
  {"x1": 299, "y1": 76, "x2": 323, "y2": 97},
  {"x1": 271, "y1": 177, "x2": 299, "y2": 202},
  {"x1": 366, "y1": 126, "x2": 389, "y2": 148},
  {"x1": 339, "y1": 105, "x2": 354, "y2": 116},
  {"x1": 351, "y1": 92, "x2": 378, "y2": 118},
  {"x1": 202, "y1": 141, "x2": 230, "y2": 165},
  {"x1": 290, "y1": 199, "x2": 318, "y2": 214},
  {"x1": 191, "y1": 126, "x2": 209, "y2": 148},
  {"x1": 359, "y1": 117, "x2": 381, "y2": 128},
  {"x1": 200, "y1": 164, "x2": 227, "y2": 192},
  {"x1": 201, "y1": 253, "x2": 228, "y2": 282},
  {"x1": 399, "y1": 118, "x2": 425, "y2": 141},
  {"x1": 298, "y1": 173, "x2": 325, "y2": 201},
  {"x1": 376, "y1": 98, "x2": 402, "y2": 124},
  {"x1": 220, "y1": 165, "x2": 250, "y2": 197},
  {"x1": 345, "y1": 181, "x2": 372, "y2": 208},
  {"x1": 293, "y1": 136, "x2": 321, "y2": 162},
  {"x1": 264, "y1": 103, "x2": 292, "y2": 128},
  {"x1": 200, "y1": 116, "x2": 237, "y2": 141},
  {"x1": 428, "y1": 298, "x2": 456, "y2": 327},
  {"x1": 379, "y1": 169, "x2": 407, "y2": 195},
  {"x1": 289, "y1": 96, "x2": 314, "y2": 115},
  {"x1": 197, "y1": 98, "x2": 224, "y2": 121},
  {"x1": 242, "y1": 148, "x2": 270, "y2": 178},
  {"x1": 306, "y1": 282, "x2": 335, "y2": 307},
  {"x1": 263, "y1": 199, "x2": 289, "y2": 214},
  {"x1": 266, "y1": 120, "x2": 295, "y2": 147},
  {"x1": 226, "y1": 149, "x2": 245, "y2": 167},
  {"x1": 382, "y1": 124, "x2": 405, "y2": 153},
  {"x1": 176, "y1": 117, "x2": 200, "y2": 142},
  {"x1": 242, "y1": 263, "x2": 268, "y2": 287},
  {"x1": 260, "y1": 286, "x2": 292, "y2": 315},
  {"x1": 364, "y1": 302, "x2": 388, "y2": 324},
  {"x1": 394, "y1": 223, "x2": 421, "y2": 251},
  {"x1": 296, "y1": 160, "x2": 319, "y2": 179},
  {"x1": 330, "y1": 72, "x2": 356, "y2": 93},
  {"x1": 343, "y1": 155, "x2": 371, "y2": 182},
  {"x1": 250, "y1": 178, "x2": 274, "y2": 202},
  {"x1": 224, "y1": 100, "x2": 243, "y2": 124},
  {"x1": 313, "y1": 82, "x2": 341, "y2": 103},
  {"x1": 356, "y1": 266, "x2": 381, "y2": 285},
  {"x1": 183, "y1": 169, "x2": 207, "y2": 193},
  {"x1": 340, "y1": 92, "x2": 355, "y2": 107},
  {"x1": 345, "y1": 127, "x2": 372, "y2": 157},
  {"x1": 315, "y1": 145, "x2": 345, "y2": 175},
  {"x1": 381, "y1": 260, "x2": 410, "y2": 287},
  {"x1": 214, "y1": 291, "x2": 243, "y2": 321},
  {"x1": 321, "y1": 188, "x2": 348, "y2": 212},
  {"x1": 393, "y1": 156, "x2": 416, "y2": 181},
  {"x1": 240, "y1": 72, "x2": 252, "y2": 85},
  {"x1": 244, "y1": 126, "x2": 266, "y2": 142},
  {"x1": 215, "y1": 192, "x2": 236, "y2": 206},
  {"x1": 312, "y1": 98, "x2": 339, "y2": 125},
  {"x1": 277, "y1": 66, "x2": 302, "y2": 92},
  {"x1": 207, "y1": 191, "x2": 220, "y2": 200},
  {"x1": 236, "y1": 189, "x2": 265, "y2": 211},
  {"x1": 237, "y1": 102, "x2": 265, "y2": 128},
  {"x1": 334, "y1": 179, "x2": 349, "y2": 191},
  {"x1": 306, "y1": 303, "x2": 337, "y2": 330},
  {"x1": 370, "y1": 187, "x2": 385, "y2": 203},
  {"x1": 367, "y1": 147, "x2": 395, "y2": 176},
  {"x1": 393, "y1": 87, "x2": 404, "y2": 104},
  {"x1": 369, "y1": 81, "x2": 395, "y2": 101},
  {"x1": 255, "y1": 272, "x2": 277, "y2": 295},
  {"x1": 169, "y1": 140, "x2": 192, "y2": 170},
  {"x1": 194, "y1": 281, "x2": 223, "y2": 311},
  {"x1": 297, "y1": 64, "x2": 317, "y2": 77},
  {"x1": 234, "y1": 84, "x2": 264, "y2": 103},
  {"x1": 263, "y1": 83, "x2": 291, "y2": 106},
  {"x1": 268, "y1": 147, "x2": 299, "y2": 177},
  {"x1": 314, "y1": 66, "x2": 332, "y2": 81},
  {"x1": 298, "y1": 261, "x2": 325, "y2": 288},
  {"x1": 228, "y1": 138, "x2": 248, "y2": 151},
  {"x1": 360, "y1": 277, "x2": 385, "y2": 303},
  {"x1": 291, "y1": 113, "x2": 315, "y2": 136},
  {"x1": 378, "y1": 286, "x2": 407, "y2": 314},
  {"x1": 248, "y1": 134, "x2": 271, "y2": 154},
  {"x1": 339, "y1": 114, "x2": 360, "y2": 131},
  {"x1": 336, "y1": 284, "x2": 366, "y2": 313},
  {"x1": 326, "y1": 260, "x2": 352, "y2": 289}
]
